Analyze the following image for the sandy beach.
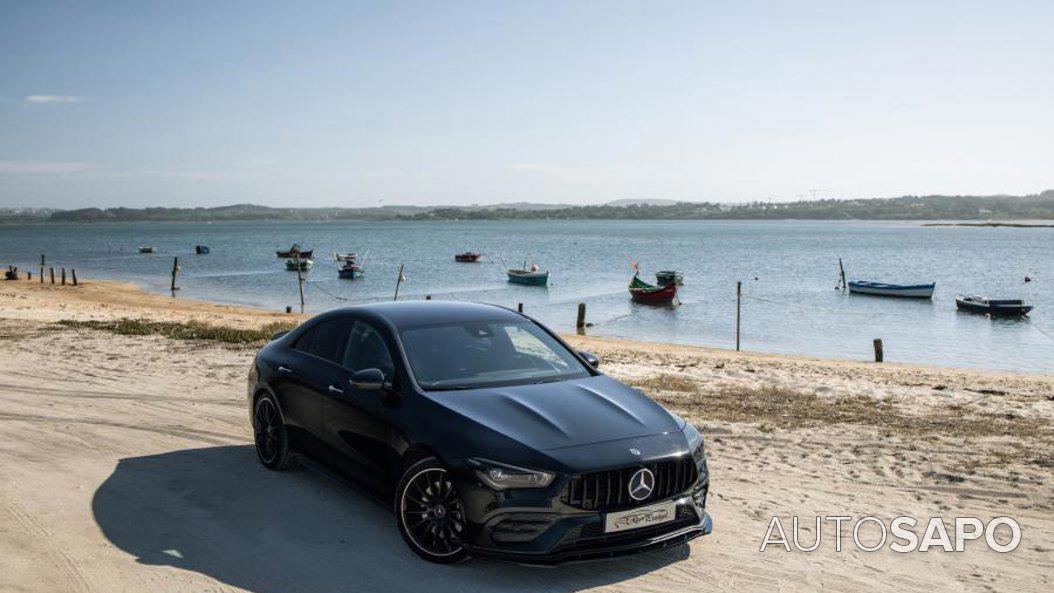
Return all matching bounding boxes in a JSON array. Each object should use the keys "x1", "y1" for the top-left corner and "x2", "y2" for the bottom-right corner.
[{"x1": 1, "y1": 276, "x2": 1051, "y2": 592}]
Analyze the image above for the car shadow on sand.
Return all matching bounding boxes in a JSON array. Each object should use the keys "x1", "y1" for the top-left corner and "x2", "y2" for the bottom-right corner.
[{"x1": 92, "y1": 445, "x2": 690, "y2": 593}]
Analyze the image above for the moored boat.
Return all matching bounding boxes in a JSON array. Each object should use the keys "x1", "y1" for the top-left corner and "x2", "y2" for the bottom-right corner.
[
  {"x1": 335, "y1": 252, "x2": 358, "y2": 262},
  {"x1": 955, "y1": 295, "x2": 1032, "y2": 316},
  {"x1": 847, "y1": 280, "x2": 935, "y2": 299},
  {"x1": 194, "y1": 245, "x2": 210, "y2": 255},
  {"x1": 285, "y1": 258, "x2": 314, "y2": 271},
  {"x1": 507, "y1": 267, "x2": 549, "y2": 286},
  {"x1": 455, "y1": 252, "x2": 481, "y2": 262},
  {"x1": 338, "y1": 261, "x2": 363, "y2": 279},
  {"x1": 276, "y1": 244, "x2": 313, "y2": 259},
  {"x1": 629, "y1": 274, "x2": 678, "y2": 304},
  {"x1": 138, "y1": 246, "x2": 155, "y2": 254}
]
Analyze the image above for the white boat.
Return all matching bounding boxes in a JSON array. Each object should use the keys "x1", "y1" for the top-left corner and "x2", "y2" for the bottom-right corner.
[{"x1": 847, "y1": 280, "x2": 935, "y2": 299}]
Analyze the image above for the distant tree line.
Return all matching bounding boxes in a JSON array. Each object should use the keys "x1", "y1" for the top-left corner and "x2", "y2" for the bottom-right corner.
[{"x1": 3, "y1": 190, "x2": 1052, "y2": 223}]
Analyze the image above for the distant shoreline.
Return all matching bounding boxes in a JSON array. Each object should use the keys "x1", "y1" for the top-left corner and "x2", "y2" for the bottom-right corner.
[{"x1": 923, "y1": 222, "x2": 1054, "y2": 228}]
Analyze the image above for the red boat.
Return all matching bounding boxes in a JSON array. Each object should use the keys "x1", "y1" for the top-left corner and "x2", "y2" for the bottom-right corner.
[
  {"x1": 629, "y1": 275, "x2": 678, "y2": 304},
  {"x1": 455, "y1": 252, "x2": 481, "y2": 262}
]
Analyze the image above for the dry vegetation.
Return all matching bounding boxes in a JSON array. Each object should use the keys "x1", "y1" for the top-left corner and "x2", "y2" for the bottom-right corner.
[{"x1": 57, "y1": 318, "x2": 299, "y2": 346}]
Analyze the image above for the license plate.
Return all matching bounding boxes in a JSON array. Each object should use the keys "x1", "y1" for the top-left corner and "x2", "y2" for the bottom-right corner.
[{"x1": 604, "y1": 500, "x2": 677, "y2": 533}]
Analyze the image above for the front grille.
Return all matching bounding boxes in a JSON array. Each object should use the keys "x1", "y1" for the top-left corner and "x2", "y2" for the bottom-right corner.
[{"x1": 561, "y1": 457, "x2": 698, "y2": 512}]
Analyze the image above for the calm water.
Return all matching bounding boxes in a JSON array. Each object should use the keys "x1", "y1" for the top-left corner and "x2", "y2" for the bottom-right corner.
[{"x1": 2, "y1": 220, "x2": 1051, "y2": 373}]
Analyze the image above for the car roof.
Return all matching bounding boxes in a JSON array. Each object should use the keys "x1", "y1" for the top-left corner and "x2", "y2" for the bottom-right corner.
[{"x1": 339, "y1": 300, "x2": 523, "y2": 328}]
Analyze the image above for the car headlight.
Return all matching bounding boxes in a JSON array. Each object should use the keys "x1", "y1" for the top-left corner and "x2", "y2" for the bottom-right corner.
[
  {"x1": 469, "y1": 459, "x2": 555, "y2": 490},
  {"x1": 684, "y1": 422, "x2": 705, "y2": 461}
]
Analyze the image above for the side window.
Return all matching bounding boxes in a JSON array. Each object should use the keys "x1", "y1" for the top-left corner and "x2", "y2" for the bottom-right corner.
[
  {"x1": 294, "y1": 319, "x2": 350, "y2": 363},
  {"x1": 343, "y1": 321, "x2": 395, "y2": 378}
]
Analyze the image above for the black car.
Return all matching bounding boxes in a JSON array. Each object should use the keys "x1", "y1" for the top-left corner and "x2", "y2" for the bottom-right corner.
[{"x1": 247, "y1": 301, "x2": 711, "y2": 564}]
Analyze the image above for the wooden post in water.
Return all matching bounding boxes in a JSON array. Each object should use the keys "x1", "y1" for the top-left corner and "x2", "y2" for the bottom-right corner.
[
  {"x1": 735, "y1": 281, "x2": 742, "y2": 351},
  {"x1": 61, "y1": 268, "x2": 66, "y2": 285},
  {"x1": 393, "y1": 264, "x2": 405, "y2": 301},
  {"x1": 49, "y1": 267, "x2": 55, "y2": 284},
  {"x1": 39, "y1": 255, "x2": 45, "y2": 284},
  {"x1": 294, "y1": 254, "x2": 305, "y2": 313},
  {"x1": 517, "y1": 303, "x2": 523, "y2": 313},
  {"x1": 873, "y1": 339, "x2": 884, "y2": 363},
  {"x1": 425, "y1": 294, "x2": 431, "y2": 300},
  {"x1": 71, "y1": 269, "x2": 78, "y2": 286},
  {"x1": 838, "y1": 258, "x2": 847, "y2": 291},
  {"x1": 576, "y1": 303, "x2": 586, "y2": 333},
  {"x1": 27, "y1": 271, "x2": 32, "y2": 281},
  {"x1": 170, "y1": 257, "x2": 180, "y2": 292}
]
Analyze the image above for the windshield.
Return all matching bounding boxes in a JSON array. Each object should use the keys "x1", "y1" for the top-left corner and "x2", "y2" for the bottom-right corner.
[{"x1": 400, "y1": 320, "x2": 591, "y2": 390}]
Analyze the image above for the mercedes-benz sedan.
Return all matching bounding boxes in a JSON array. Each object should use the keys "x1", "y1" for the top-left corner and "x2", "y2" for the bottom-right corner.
[{"x1": 247, "y1": 301, "x2": 711, "y2": 563}]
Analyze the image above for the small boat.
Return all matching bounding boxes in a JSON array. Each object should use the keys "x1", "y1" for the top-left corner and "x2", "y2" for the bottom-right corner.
[
  {"x1": 455, "y1": 252, "x2": 481, "y2": 263},
  {"x1": 655, "y1": 270, "x2": 683, "y2": 286},
  {"x1": 276, "y1": 244, "x2": 313, "y2": 259},
  {"x1": 338, "y1": 261, "x2": 363, "y2": 279},
  {"x1": 629, "y1": 274, "x2": 678, "y2": 304},
  {"x1": 334, "y1": 252, "x2": 358, "y2": 263},
  {"x1": 194, "y1": 245, "x2": 210, "y2": 255},
  {"x1": 285, "y1": 258, "x2": 314, "y2": 271},
  {"x1": 138, "y1": 246, "x2": 155, "y2": 254},
  {"x1": 956, "y1": 295, "x2": 1032, "y2": 316},
  {"x1": 847, "y1": 280, "x2": 935, "y2": 299},
  {"x1": 507, "y1": 267, "x2": 549, "y2": 286}
]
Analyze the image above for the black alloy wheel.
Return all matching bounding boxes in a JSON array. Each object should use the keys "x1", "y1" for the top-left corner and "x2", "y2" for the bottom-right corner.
[
  {"x1": 396, "y1": 457, "x2": 468, "y2": 563},
  {"x1": 253, "y1": 393, "x2": 295, "y2": 470}
]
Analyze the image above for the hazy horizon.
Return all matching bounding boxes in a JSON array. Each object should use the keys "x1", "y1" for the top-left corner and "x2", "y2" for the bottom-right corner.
[{"x1": 2, "y1": 1, "x2": 1052, "y2": 209}]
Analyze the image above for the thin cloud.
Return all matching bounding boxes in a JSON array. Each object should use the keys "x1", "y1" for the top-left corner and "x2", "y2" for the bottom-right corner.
[
  {"x1": 24, "y1": 95, "x2": 86, "y2": 104},
  {"x1": 0, "y1": 161, "x2": 98, "y2": 174}
]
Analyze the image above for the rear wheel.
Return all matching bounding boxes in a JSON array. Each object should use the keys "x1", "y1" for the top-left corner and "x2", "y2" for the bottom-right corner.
[
  {"x1": 253, "y1": 393, "x2": 295, "y2": 470},
  {"x1": 396, "y1": 457, "x2": 469, "y2": 563}
]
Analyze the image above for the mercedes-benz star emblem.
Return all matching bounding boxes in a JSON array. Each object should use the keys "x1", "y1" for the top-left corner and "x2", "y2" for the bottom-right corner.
[
  {"x1": 628, "y1": 468, "x2": 655, "y2": 501},
  {"x1": 629, "y1": 448, "x2": 641, "y2": 456}
]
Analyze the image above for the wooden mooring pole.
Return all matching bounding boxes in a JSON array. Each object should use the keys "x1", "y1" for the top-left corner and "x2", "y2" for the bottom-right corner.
[
  {"x1": 393, "y1": 263, "x2": 405, "y2": 301},
  {"x1": 170, "y1": 257, "x2": 180, "y2": 292},
  {"x1": 49, "y1": 267, "x2": 55, "y2": 284},
  {"x1": 517, "y1": 303, "x2": 523, "y2": 313},
  {"x1": 576, "y1": 303, "x2": 586, "y2": 333},
  {"x1": 61, "y1": 268, "x2": 66, "y2": 285},
  {"x1": 71, "y1": 269, "x2": 78, "y2": 286},
  {"x1": 735, "y1": 281, "x2": 742, "y2": 351},
  {"x1": 39, "y1": 255, "x2": 45, "y2": 284},
  {"x1": 295, "y1": 255, "x2": 305, "y2": 313},
  {"x1": 838, "y1": 258, "x2": 847, "y2": 291},
  {"x1": 873, "y1": 339, "x2": 884, "y2": 363}
]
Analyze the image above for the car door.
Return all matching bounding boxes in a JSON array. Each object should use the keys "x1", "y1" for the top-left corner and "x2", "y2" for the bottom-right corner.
[
  {"x1": 322, "y1": 319, "x2": 400, "y2": 492},
  {"x1": 273, "y1": 317, "x2": 352, "y2": 442}
]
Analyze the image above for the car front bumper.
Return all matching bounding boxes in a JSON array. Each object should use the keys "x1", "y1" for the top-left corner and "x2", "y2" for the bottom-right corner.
[{"x1": 462, "y1": 490, "x2": 712, "y2": 565}]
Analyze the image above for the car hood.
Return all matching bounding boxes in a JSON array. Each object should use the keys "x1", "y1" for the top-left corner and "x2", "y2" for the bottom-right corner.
[{"x1": 430, "y1": 375, "x2": 684, "y2": 451}]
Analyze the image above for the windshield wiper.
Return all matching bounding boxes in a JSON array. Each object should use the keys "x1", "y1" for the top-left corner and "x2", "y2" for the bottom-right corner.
[
  {"x1": 426, "y1": 385, "x2": 472, "y2": 391},
  {"x1": 532, "y1": 377, "x2": 564, "y2": 385}
]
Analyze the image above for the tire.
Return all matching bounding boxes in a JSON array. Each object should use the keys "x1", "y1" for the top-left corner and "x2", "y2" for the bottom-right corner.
[
  {"x1": 252, "y1": 393, "x2": 296, "y2": 470},
  {"x1": 395, "y1": 457, "x2": 469, "y2": 563}
]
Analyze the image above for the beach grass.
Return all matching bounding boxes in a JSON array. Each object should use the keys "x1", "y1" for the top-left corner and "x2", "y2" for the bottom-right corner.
[{"x1": 57, "y1": 318, "x2": 299, "y2": 345}]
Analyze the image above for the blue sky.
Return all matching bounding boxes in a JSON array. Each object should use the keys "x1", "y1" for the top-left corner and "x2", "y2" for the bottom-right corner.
[{"x1": 1, "y1": 0, "x2": 1052, "y2": 208}]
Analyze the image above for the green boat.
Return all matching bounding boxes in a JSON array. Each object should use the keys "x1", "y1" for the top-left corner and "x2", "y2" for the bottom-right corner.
[
  {"x1": 507, "y1": 268, "x2": 549, "y2": 286},
  {"x1": 285, "y1": 258, "x2": 314, "y2": 271}
]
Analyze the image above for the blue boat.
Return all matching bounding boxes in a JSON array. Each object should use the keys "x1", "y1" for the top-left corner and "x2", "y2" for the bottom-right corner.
[
  {"x1": 956, "y1": 295, "x2": 1032, "y2": 316},
  {"x1": 847, "y1": 280, "x2": 935, "y2": 299}
]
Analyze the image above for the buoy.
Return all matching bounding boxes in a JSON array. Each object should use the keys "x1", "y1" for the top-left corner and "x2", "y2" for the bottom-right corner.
[{"x1": 1025, "y1": 275, "x2": 1032, "y2": 283}]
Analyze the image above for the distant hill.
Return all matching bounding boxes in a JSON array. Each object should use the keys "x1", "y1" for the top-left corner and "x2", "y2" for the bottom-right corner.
[{"x1": 14, "y1": 190, "x2": 1054, "y2": 223}]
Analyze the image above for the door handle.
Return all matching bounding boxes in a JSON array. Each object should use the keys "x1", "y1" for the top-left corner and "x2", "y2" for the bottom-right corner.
[
  {"x1": 328, "y1": 385, "x2": 345, "y2": 396},
  {"x1": 277, "y1": 365, "x2": 293, "y2": 375}
]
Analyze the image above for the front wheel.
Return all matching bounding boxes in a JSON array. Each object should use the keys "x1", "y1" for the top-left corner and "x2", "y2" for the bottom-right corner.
[{"x1": 395, "y1": 457, "x2": 469, "y2": 563}]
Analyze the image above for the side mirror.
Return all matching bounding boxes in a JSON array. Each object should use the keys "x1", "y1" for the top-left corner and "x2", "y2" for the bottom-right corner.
[
  {"x1": 351, "y1": 368, "x2": 385, "y2": 390},
  {"x1": 579, "y1": 350, "x2": 600, "y2": 369}
]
